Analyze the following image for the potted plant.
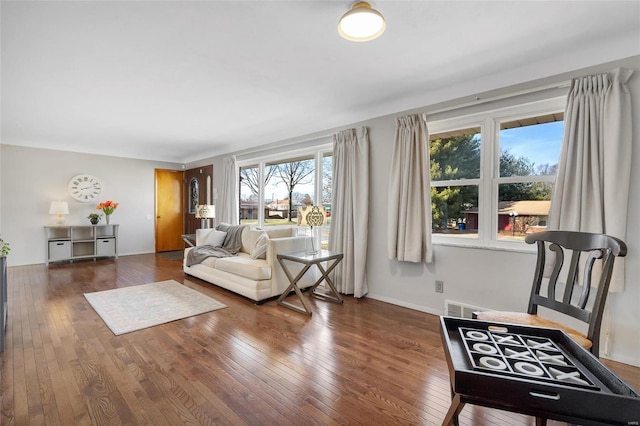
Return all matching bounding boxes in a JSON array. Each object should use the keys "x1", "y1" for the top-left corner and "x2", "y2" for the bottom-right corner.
[
  {"x1": 0, "y1": 237, "x2": 9, "y2": 256},
  {"x1": 87, "y1": 213, "x2": 102, "y2": 225}
]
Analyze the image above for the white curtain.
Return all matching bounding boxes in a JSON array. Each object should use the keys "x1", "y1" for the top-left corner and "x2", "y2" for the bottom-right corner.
[
  {"x1": 218, "y1": 156, "x2": 238, "y2": 225},
  {"x1": 387, "y1": 114, "x2": 432, "y2": 263},
  {"x1": 548, "y1": 68, "x2": 633, "y2": 292},
  {"x1": 329, "y1": 128, "x2": 369, "y2": 298}
]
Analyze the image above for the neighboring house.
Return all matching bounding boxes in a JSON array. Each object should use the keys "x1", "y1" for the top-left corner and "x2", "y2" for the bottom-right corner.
[
  {"x1": 463, "y1": 200, "x2": 551, "y2": 233},
  {"x1": 265, "y1": 198, "x2": 291, "y2": 219},
  {"x1": 240, "y1": 198, "x2": 297, "y2": 220},
  {"x1": 239, "y1": 200, "x2": 259, "y2": 220},
  {"x1": 496, "y1": 200, "x2": 551, "y2": 233}
]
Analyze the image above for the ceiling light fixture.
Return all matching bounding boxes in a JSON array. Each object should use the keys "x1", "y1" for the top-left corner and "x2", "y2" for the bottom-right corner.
[{"x1": 338, "y1": 1, "x2": 386, "y2": 42}]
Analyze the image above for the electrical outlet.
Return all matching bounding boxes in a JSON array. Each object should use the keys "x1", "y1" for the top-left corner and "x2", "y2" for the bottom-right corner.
[{"x1": 435, "y1": 280, "x2": 444, "y2": 293}]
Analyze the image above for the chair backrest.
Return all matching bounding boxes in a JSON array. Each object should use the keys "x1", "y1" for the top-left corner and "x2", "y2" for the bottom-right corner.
[{"x1": 524, "y1": 230, "x2": 627, "y2": 356}]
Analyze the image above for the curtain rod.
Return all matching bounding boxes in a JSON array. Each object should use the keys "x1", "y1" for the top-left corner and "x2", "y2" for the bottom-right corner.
[
  {"x1": 425, "y1": 80, "x2": 571, "y2": 117},
  {"x1": 235, "y1": 126, "x2": 369, "y2": 160},
  {"x1": 235, "y1": 132, "x2": 336, "y2": 161}
]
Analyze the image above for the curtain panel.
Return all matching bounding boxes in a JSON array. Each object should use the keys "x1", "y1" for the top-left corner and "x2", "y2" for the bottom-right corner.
[
  {"x1": 219, "y1": 156, "x2": 238, "y2": 225},
  {"x1": 328, "y1": 128, "x2": 369, "y2": 298},
  {"x1": 387, "y1": 114, "x2": 433, "y2": 263},
  {"x1": 548, "y1": 68, "x2": 633, "y2": 292}
]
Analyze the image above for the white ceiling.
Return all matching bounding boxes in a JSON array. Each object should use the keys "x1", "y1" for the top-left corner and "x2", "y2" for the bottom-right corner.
[{"x1": 2, "y1": 1, "x2": 639, "y2": 163}]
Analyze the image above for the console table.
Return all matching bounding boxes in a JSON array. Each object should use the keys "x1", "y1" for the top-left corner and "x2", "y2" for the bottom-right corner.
[
  {"x1": 45, "y1": 224, "x2": 119, "y2": 265},
  {"x1": 277, "y1": 249, "x2": 343, "y2": 315}
]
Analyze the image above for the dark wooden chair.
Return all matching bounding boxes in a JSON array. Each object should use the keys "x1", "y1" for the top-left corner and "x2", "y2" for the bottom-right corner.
[{"x1": 475, "y1": 230, "x2": 627, "y2": 359}]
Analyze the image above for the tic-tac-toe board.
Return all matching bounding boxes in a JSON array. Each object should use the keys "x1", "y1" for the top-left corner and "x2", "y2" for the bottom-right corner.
[
  {"x1": 439, "y1": 317, "x2": 640, "y2": 426},
  {"x1": 459, "y1": 327, "x2": 598, "y2": 390}
]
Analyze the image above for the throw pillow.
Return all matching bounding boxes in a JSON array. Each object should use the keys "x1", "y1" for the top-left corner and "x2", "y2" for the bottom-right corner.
[
  {"x1": 241, "y1": 229, "x2": 265, "y2": 254},
  {"x1": 204, "y1": 230, "x2": 227, "y2": 247},
  {"x1": 251, "y1": 233, "x2": 269, "y2": 259}
]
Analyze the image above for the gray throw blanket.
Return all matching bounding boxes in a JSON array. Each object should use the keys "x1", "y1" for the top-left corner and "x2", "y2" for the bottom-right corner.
[
  {"x1": 217, "y1": 223, "x2": 246, "y2": 253},
  {"x1": 185, "y1": 224, "x2": 247, "y2": 267}
]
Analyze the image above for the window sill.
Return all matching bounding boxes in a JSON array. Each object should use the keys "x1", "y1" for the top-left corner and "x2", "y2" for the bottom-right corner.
[{"x1": 432, "y1": 236, "x2": 537, "y2": 254}]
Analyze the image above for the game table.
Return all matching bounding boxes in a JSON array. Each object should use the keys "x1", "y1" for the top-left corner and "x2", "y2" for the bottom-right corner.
[{"x1": 439, "y1": 316, "x2": 640, "y2": 426}]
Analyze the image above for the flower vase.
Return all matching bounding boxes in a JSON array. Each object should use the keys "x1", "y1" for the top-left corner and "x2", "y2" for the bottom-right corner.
[{"x1": 105, "y1": 214, "x2": 111, "y2": 224}]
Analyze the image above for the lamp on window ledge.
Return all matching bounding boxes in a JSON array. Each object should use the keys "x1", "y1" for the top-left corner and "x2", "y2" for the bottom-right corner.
[
  {"x1": 297, "y1": 205, "x2": 326, "y2": 255},
  {"x1": 49, "y1": 201, "x2": 69, "y2": 224},
  {"x1": 195, "y1": 204, "x2": 215, "y2": 229}
]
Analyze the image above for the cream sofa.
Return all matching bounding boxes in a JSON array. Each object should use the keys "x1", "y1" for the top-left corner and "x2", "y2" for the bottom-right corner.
[{"x1": 183, "y1": 226, "x2": 314, "y2": 302}]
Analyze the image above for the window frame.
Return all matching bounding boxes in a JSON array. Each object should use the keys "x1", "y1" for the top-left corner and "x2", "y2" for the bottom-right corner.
[
  {"x1": 237, "y1": 142, "x2": 333, "y2": 228},
  {"x1": 428, "y1": 96, "x2": 566, "y2": 251}
]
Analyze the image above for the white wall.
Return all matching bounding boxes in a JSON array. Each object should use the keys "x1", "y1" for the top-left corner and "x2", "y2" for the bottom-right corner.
[
  {"x1": 196, "y1": 56, "x2": 640, "y2": 366},
  {"x1": 0, "y1": 145, "x2": 181, "y2": 266}
]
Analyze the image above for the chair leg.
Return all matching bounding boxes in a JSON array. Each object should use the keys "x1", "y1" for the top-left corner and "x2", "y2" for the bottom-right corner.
[
  {"x1": 535, "y1": 416, "x2": 547, "y2": 426},
  {"x1": 442, "y1": 392, "x2": 463, "y2": 426}
]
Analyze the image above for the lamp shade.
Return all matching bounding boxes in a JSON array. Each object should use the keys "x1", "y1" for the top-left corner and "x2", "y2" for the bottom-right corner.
[
  {"x1": 298, "y1": 205, "x2": 326, "y2": 227},
  {"x1": 338, "y1": 1, "x2": 386, "y2": 42},
  {"x1": 195, "y1": 204, "x2": 215, "y2": 219},
  {"x1": 49, "y1": 201, "x2": 69, "y2": 224},
  {"x1": 49, "y1": 201, "x2": 69, "y2": 215}
]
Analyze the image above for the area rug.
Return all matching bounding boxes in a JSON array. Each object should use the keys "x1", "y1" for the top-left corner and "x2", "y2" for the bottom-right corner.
[{"x1": 84, "y1": 280, "x2": 226, "y2": 335}]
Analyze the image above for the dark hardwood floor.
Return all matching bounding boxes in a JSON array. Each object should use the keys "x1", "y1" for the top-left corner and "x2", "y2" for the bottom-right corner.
[{"x1": 1, "y1": 254, "x2": 638, "y2": 425}]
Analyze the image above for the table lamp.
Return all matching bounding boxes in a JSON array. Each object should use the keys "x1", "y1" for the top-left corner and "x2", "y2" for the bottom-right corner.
[
  {"x1": 49, "y1": 201, "x2": 69, "y2": 224},
  {"x1": 297, "y1": 205, "x2": 326, "y2": 254},
  {"x1": 195, "y1": 204, "x2": 215, "y2": 229}
]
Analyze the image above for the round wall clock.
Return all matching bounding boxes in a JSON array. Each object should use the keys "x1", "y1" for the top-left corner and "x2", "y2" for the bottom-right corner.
[{"x1": 68, "y1": 174, "x2": 103, "y2": 202}]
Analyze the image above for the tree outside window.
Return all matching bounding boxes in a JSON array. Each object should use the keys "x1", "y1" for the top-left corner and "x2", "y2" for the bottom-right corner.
[{"x1": 430, "y1": 129, "x2": 481, "y2": 236}]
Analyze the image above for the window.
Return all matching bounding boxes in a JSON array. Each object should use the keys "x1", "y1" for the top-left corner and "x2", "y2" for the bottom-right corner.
[
  {"x1": 321, "y1": 152, "x2": 333, "y2": 248},
  {"x1": 238, "y1": 145, "x2": 332, "y2": 245},
  {"x1": 497, "y1": 117, "x2": 562, "y2": 241},
  {"x1": 239, "y1": 164, "x2": 260, "y2": 224},
  {"x1": 430, "y1": 127, "x2": 481, "y2": 237},
  {"x1": 428, "y1": 97, "x2": 564, "y2": 248}
]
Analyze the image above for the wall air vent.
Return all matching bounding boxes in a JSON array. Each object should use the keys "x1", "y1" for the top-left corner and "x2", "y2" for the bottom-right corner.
[{"x1": 445, "y1": 300, "x2": 489, "y2": 319}]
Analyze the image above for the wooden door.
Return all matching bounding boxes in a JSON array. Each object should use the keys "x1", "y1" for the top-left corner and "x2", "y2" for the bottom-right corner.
[
  {"x1": 184, "y1": 165, "x2": 213, "y2": 234},
  {"x1": 155, "y1": 169, "x2": 184, "y2": 252}
]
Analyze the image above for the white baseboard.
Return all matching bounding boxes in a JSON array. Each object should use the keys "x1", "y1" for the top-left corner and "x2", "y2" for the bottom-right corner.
[{"x1": 366, "y1": 292, "x2": 443, "y2": 317}]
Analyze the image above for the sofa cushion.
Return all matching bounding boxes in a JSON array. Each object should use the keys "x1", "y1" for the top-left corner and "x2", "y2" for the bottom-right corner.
[
  {"x1": 215, "y1": 254, "x2": 271, "y2": 281},
  {"x1": 241, "y1": 229, "x2": 265, "y2": 254},
  {"x1": 200, "y1": 256, "x2": 218, "y2": 268},
  {"x1": 251, "y1": 233, "x2": 269, "y2": 259},
  {"x1": 204, "y1": 230, "x2": 227, "y2": 247}
]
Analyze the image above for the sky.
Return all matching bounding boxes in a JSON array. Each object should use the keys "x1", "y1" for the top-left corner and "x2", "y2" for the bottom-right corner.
[{"x1": 500, "y1": 121, "x2": 563, "y2": 169}]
